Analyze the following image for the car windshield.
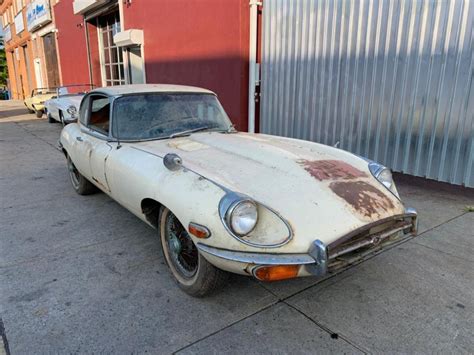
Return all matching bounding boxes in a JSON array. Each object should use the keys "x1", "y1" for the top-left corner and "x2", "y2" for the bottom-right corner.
[
  {"x1": 32, "y1": 88, "x2": 56, "y2": 96},
  {"x1": 112, "y1": 93, "x2": 232, "y2": 141},
  {"x1": 59, "y1": 85, "x2": 94, "y2": 96}
]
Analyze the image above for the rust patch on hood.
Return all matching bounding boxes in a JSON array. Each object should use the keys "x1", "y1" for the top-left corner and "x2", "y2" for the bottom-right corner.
[
  {"x1": 330, "y1": 181, "x2": 395, "y2": 217},
  {"x1": 300, "y1": 159, "x2": 367, "y2": 181}
]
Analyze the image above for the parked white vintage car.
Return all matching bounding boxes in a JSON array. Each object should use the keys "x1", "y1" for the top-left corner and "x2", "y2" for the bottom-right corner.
[
  {"x1": 45, "y1": 85, "x2": 94, "y2": 125},
  {"x1": 59, "y1": 84, "x2": 418, "y2": 296}
]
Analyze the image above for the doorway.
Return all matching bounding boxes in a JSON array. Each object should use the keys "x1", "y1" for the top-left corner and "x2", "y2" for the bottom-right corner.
[
  {"x1": 22, "y1": 45, "x2": 33, "y2": 93},
  {"x1": 43, "y1": 33, "x2": 60, "y2": 88},
  {"x1": 126, "y1": 46, "x2": 145, "y2": 84}
]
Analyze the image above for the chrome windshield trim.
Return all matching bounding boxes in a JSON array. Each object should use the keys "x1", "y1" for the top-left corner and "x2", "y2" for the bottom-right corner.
[
  {"x1": 197, "y1": 243, "x2": 315, "y2": 265},
  {"x1": 108, "y1": 128, "x2": 229, "y2": 143}
]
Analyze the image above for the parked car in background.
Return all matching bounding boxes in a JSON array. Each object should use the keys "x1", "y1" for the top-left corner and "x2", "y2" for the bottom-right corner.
[
  {"x1": 0, "y1": 87, "x2": 9, "y2": 100},
  {"x1": 45, "y1": 84, "x2": 94, "y2": 125},
  {"x1": 59, "y1": 84, "x2": 418, "y2": 297},
  {"x1": 24, "y1": 88, "x2": 57, "y2": 117}
]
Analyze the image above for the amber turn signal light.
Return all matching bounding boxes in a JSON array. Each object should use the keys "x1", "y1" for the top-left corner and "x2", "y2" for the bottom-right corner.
[
  {"x1": 254, "y1": 265, "x2": 300, "y2": 282},
  {"x1": 188, "y1": 223, "x2": 211, "y2": 239}
]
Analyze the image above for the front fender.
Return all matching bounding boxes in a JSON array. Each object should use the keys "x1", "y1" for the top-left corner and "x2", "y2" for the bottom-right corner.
[
  {"x1": 104, "y1": 145, "x2": 295, "y2": 255},
  {"x1": 60, "y1": 123, "x2": 81, "y2": 156}
]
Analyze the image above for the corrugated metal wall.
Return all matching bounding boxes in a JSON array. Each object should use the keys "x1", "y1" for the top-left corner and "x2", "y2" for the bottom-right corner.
[{"x1": 260, "y1": 0, "x2": 473, "y2": 187}]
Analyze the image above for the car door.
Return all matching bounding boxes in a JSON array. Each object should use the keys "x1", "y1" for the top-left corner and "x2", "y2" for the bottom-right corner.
[
  {"x1": 71, "y1": 95, "x2": 94, "y2": 179},
  {"x1": 85, "y1": 94, "x2": 112, "y2": 192}
]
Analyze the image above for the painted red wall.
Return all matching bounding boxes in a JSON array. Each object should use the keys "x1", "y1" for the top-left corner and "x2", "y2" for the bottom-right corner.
[
  {"x1": 86, "y1": 21, "x2": 102, "y2": 86},
  {"x1": 53, "y1": 0, "x2": 89, "y2": 85},
  {"x1": 124, "y1": 0, "x2": 250, "y2": 130}
]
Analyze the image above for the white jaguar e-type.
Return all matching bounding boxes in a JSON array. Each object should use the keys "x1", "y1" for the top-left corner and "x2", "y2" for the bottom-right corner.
[
  {"x1": 59, "y1": 84, "x2": 417, "y2": 296},
  {"x1": 45, "y1": 84, "x2": 94, "y2": 125}
]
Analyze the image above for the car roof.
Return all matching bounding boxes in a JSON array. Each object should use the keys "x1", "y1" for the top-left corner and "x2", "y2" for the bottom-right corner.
[{"x1": 90, "y1": 84, "x2": 215, "y2": 96}]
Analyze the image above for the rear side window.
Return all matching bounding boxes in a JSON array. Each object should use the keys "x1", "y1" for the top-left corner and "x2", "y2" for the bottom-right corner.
[
  {"x1": 88, "y1": 95, "x2": 110, "y2": 135},
  {"x1": 79, "y1": 97, "x2": 89, "y2": 125}
]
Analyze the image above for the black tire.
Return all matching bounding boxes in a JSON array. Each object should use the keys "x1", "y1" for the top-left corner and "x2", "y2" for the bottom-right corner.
[
  {"x1": 67, "y1": 156, "x2": 97, "y2": 195},
  {"x1": 27, "y1": 108, "x2": 35, "y2": 114},
  {"x1": 48, "y1": 113, "x2": 55, "y2": 123},
  {"x1": 159, "y1": 207, "x2": 228, "y2": 297},
  {"x1": 59, "y1": 111, "x2": 68, "y2": 126},
  {"x1": 35, "y1": 109, "x2": 44, "y2": 118}
]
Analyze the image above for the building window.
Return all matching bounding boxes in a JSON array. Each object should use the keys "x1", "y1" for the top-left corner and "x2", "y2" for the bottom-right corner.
[
  {"x1": 16, "y1": 0, "x2": 23, "y2": 13},
  {"x1": 98, "y1": 12, "x2": 125, "y2": 87}
]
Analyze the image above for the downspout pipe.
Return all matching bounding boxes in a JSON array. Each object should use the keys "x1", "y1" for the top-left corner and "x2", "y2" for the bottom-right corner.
[{"x1": 248, "y1": 0, "x2": 261, "y2": 133}]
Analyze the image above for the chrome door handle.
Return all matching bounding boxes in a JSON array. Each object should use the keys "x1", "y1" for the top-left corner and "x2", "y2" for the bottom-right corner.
[{"x1": 76, "y1": 137, "x2": 83, "y2": 142}]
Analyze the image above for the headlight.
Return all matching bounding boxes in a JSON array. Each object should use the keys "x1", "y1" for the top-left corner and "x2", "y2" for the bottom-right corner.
[
  {"x1": 66, "y1": 105, "x2": 78, "y2": 118},
  {"x1": 377, "y1": 168, "x2": 393, "y2": 189},
  {"x1": 369, "y1": 162, "x2": 398, "y2": 197},
  {"x1": 219, "y1": 192, "x2": 292, "y2": 247},
  {"x1": 227, "y1": 200, "x2": 258, "y2": 236}
]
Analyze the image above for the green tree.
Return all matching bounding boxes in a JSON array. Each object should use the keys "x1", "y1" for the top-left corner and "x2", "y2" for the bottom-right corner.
[{"x1": 0, "y1": 37, "x2": 8, "y2": 87}]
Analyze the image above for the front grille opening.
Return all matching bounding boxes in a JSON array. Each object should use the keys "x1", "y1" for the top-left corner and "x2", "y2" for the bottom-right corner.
[{"x1": 327, "y1": 218, "x2": 415, "y2": 273}]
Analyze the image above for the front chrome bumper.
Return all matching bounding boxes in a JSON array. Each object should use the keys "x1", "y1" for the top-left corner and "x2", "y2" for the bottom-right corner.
[{"x1": 197, "y1": 208, "x2": 418, "y2": 279}]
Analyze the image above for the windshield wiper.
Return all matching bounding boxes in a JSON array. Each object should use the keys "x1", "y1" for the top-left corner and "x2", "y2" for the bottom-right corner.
[{"x1": 169, "y1": 126, "x2": 210, "y2": 139}]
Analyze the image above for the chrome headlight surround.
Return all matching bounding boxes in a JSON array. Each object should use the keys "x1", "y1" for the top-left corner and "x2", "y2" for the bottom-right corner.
[
  {"x1": 66, "y1": 105, "x2": 78, "y2": 119},
  {"x1": 368, "y1": 162, "x2": 399, "y2": 198},
  {"x1": 219, "y1": 192, "x2": 258, "y2": 237},
  {"x1": 218, "y1": 191, "x2": 293, "y2": 248}
]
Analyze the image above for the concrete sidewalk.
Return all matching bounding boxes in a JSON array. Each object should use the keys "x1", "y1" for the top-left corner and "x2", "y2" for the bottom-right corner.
[{"x1": 1, "y1": 101, "x2": 473, "y2": 353}]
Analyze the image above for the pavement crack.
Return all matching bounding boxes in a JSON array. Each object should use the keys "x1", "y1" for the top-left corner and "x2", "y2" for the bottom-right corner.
[
  {"x1": 14, "y1": 122, "x2": 61, "y2": 152},
  {"x1": 172, "y1": 300, "x2": 279, "y2": 354},
  {"x1": 283, "y1": 302, "x2": 370, "y2": 354},
  {"x1": 252, "y1": 280, "x2": 369, "y2": 353},
  {"x1": 416, "y1": 212, "x2": 468, "y2": 237},
  {"x1": 410, "y1": 241, "x2": 473, "y2": 263},
  {"x1": 0, "y1": 317, "x2": 11, "y2": 355}
]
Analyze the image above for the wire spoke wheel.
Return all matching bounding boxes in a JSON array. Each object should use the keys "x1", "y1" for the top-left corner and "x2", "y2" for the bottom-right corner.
[
  {"x1": 67, "y1": 157, "x2": 80, "y2": 189},
  {"x1": 164, "y1": 212, "x2": 198, "y2": 279}
]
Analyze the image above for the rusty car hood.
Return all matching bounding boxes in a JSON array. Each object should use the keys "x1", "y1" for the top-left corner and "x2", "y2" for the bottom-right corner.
[{"x1": 134, "y1": 132, "x2": 405, "y2": 247}]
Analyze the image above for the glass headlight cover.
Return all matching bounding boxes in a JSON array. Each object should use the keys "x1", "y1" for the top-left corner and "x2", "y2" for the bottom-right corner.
[
  {"x1": 219, "y1": 192, "x2": 292, "y2": 247},
  {"x1": 377, "y1": 168, "x2": 393, "y2": 189},
  {"x1": 227, "y1": 200, "x2": 258, "y2": 236},
  {"x1": 67, "y1": 105, "x2": 78, "y2": 118},
  {"x1": 368, "y1": 162, "x2": 398, "y2": 197}
]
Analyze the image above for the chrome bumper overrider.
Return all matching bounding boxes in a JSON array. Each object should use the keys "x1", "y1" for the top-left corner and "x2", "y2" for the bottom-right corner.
[{"x1": 197, "y1": 208, "x2": 418, "y2": 279}]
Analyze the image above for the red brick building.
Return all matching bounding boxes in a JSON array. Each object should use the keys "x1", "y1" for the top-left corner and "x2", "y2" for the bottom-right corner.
[
  {"x1": 1, "y1": 0, "x2": 37, "y2": 99},
  {"x1": 1, "y1": 0, "x2": 63, "y2": 99}
]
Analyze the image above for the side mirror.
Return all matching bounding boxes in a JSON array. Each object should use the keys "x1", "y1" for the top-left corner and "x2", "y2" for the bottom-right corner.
[{"x1": 163, "y1": 153, "x2": 183, "y2": 171}]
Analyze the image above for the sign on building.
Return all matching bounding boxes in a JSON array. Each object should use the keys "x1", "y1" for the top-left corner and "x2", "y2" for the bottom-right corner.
[
  {"x1": 26, "y1": 0, "x2": 52, "y2": 32},
  {"x1": 14, "y1": 13, "x2": 24, "y2": 34}
]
